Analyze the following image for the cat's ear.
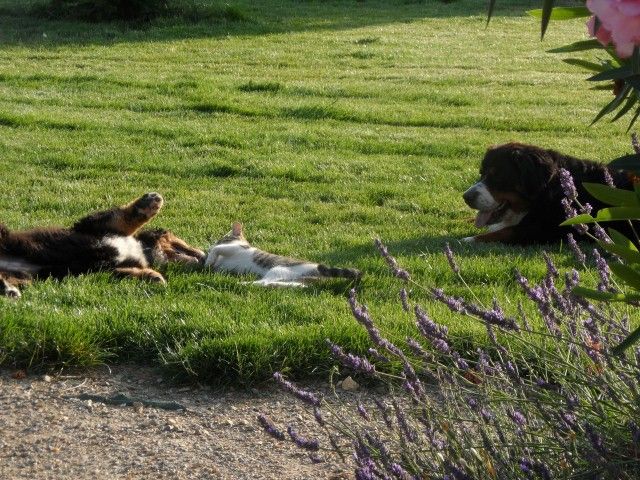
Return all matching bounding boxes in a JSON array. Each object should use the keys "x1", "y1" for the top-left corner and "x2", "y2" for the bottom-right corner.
[{"x1": 232, "y1": 222, "x2": 244, "y2": 237}]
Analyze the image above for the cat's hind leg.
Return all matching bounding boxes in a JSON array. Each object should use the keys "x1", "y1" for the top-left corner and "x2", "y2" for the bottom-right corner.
[{"x1": 246, "y1": 279, "x2": 307, "y2": 288}]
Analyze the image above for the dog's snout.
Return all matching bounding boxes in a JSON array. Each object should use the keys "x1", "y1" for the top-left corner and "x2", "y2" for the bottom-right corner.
[{"x1": 463, "y1": 187, "x2": 479, "y2": 208}]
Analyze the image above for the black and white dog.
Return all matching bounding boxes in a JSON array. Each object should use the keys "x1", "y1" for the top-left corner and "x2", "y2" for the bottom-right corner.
[
  {"x1": 462, "y1": 142, "x2": 638, "y2": 245},
  {"x1": 0, "y1": 193, "x2": 204, "y2": 298}
]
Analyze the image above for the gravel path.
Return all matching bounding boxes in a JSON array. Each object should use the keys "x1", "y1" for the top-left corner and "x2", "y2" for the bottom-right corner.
[{"x1": 0, "y1": 365, "x2": 355, "y2": 480}]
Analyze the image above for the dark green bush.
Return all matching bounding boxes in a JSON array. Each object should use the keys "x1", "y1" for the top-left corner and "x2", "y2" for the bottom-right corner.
[
  {"x1": 41, "y1": 0, "x2": 170, "y2": 22},
  {"x1": 36, "y1": 0, "x2": 248, "y2": 23}
]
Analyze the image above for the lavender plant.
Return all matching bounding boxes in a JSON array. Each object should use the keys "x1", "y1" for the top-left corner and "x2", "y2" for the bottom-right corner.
[{"x1": 258, "y1": 240, "x2": 640, "y2": 479}]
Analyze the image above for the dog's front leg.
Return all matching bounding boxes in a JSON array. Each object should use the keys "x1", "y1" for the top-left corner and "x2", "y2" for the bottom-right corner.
[
  {"x1": 462, "y1": 227, "x2": 516, "y2": 244},
  {"x1": 113, "y1": 267, "x2": 166, "y2": 284}
]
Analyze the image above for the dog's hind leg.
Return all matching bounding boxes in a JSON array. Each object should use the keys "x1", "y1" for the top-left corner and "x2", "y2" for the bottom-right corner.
[
  {"x1": 0, "y1": 271, "x2": 29, "y2": 299},
  {"x1": 73, "y1": 192, "x2": 165, "y2": 237},
  {"x1": 113, "y1": 267, "x2": 166, "y2": 285}
]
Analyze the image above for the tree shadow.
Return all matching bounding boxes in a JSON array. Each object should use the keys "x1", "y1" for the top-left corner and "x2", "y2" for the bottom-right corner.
[
  {"x1": 316, "y1": 234, "x2": 552, "y2": 262},
  {"x1": 0, "y1": 0, "x2": 540, "y2": 47}
]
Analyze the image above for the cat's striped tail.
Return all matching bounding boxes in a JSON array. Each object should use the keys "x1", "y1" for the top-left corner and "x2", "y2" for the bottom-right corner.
[{"x1": 317, "y1": 264, "x2": 361, "y2": 280}]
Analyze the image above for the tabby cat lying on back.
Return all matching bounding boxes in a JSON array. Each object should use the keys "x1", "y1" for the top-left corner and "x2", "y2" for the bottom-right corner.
[{"x1": 204, "y1": 222, "x2": 361, "y2": 287}]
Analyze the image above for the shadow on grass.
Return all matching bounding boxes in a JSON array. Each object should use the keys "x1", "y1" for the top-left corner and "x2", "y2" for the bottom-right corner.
[
  {"x1": 316, "y1": 234, "x2": 566, "y2": 264},
  {"x1": 0, "y1": 0, "x2": 540, "y2": 47}
]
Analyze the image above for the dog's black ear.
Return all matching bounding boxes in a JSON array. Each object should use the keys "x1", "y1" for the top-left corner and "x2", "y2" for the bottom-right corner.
[{"x1": 511, "y1": 145, "x2": 557, "y2": 201}]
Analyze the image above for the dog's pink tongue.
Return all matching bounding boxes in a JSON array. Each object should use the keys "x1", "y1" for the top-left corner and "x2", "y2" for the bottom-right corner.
[{"x1": 475, "y1": 211, "x2": 492, "y2": 228}]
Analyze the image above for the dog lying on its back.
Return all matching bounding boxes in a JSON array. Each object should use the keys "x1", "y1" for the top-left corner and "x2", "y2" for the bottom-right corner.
[
  {"x1": 0, "y1": 192, "x2": 205, "y2": 298},
  {"x1": 462, "y1": 143, "x2": 640, "y2": 245}
]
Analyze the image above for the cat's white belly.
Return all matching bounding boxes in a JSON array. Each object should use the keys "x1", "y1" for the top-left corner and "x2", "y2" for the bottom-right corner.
[{"x1": 211, "y1": 250, "x2": 269, "y2": 277}]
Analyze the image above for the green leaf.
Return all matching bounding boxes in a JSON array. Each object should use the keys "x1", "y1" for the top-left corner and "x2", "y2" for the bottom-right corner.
[
  {"x1": 612, "y1": 326, "x2": 640, "y2": 355},
  {"x1": 590, "y1": 84, "x2": 616, "y2": 91},
  {"x1": 528, "y1": 6, "x2": 590, "y2": 20},
  {"x1": 582, "y1": 182, "x2": 639, "y2": 206},
  {"x1": 562, "y1": 58, "x2": 606, "y2": 73},
  {"x1": 598, "y1": 241, "x2": 640, "y2": 264},
  {"x1": 608, "y1": 228, "x2": 639, "y2": 252},
  {"x1": 487, "y1": 0, "x2": 496, "y2": 24},
  {"x1": 611, "y1": 94, "x2": 639, "y2": 123},
  {"x1": 609, "y1": 153, "x2": 640, "y2": 174},
  {"x1": 589, "y1": 64, "x2": 633, "y2": 82},
  {"x1": 595, "y1": 207, "x2": 640, "y2": 222},
  {"x1": 571, "y1": 286, "x2": 640, "y2": 302},
  {"x1": 560, "y1": 213, "x2": 595, "y2": 226},
  {"x1": 591, "y1": 83, "x2": 631, "y2": 125},
  {"x1": 548, "y1": 40, "x2": 604, "y2": 53},
  {"x1": 627, "y1": 106, "x2": 640, "y2": 131},
  {"x1": 562, "y1": 207, "x2": 640, "y2": 225},
  {"x1": 609, "y1": 262, "x2": 640, "y2": 289},
  {"x1": 540, "y1": 0, "x2": 556, "y2": 39},
  {"x1": 633, "y1": 46, "x2": 640, "y2": 75}
]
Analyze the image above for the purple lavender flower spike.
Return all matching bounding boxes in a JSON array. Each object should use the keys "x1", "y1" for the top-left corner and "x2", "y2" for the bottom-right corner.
[
  {"x1": 533, "y1": 462, "x2": 552, "y2": 480},
  {"x1": 452, "y1": 352, "x2": 469, "y2": 371},
  {"x1": 508, "y1": 409, "x2": 527, "y2": 429},
  {"x1": 374, "y1": 398, "x2": 393, "y2": 428},
  {"x1": 517, "y1": 301, "x2": 532, "y2": 332},
  {"x1": 630, "y1": 421, "x2": 640, "y2": 446},
  {"x1": 414, "y1": 305, "x2": 449, "y2": 341},
  {"x1": 462, "y1": 300, "x2": 520, "y2": 332},
  {"x1": 374, "y1": 238, "x2": 410, "y2": 281},
  {"x1": 444, "y1": 242, "x2": 460, "y2": 275},
  {"x1": 390, "y1": 463, "x2": 413, "y2": 480},
  {"x1": 480, "y1": 407, "x2": 493, "y2": 423},
  {"x1": 560, "y1": 412, "x2": 577, "y2": 429},
  {"x1": 566, "y1": 394, "x2": 579, "y2": 410},
  {"x1": 561, "y1": 199, "x2": 588, "y2": 234},
  {"x1": 633, "y1": 132, "x2": 640, "y2": 156},
  {"x1": 580, "y1": 202, "x2": 593, "y2": 215},
  {"x1": 431, "y1": 288, "x2": 465, "y2": 313},
  {"x1": 477, "y1": 349, "x2": 495, "y2": 375},
  {"x1": 585, "y1": 422, "x2": 608, "y2": 457},
  {"x1": 406, "y1": 338, "x2": 438, "y2": 368},
  {"x1": 592, "y1": 224, "x2": 612, "y2": 244},
  {"x1": 603, "y1": 167, "x2": 615, "y2": 187},
  {"x1": 445, "y1": 463, "x2": 472, "y2": 480},
  {"x1": 393, "y1": 399, "x2": 417, "y2": 442},
  {"x1": 399, "y1": 288, "x2": 410, "y2": 312},
  {"x1": 484, "y1": 321, "x2": 507, "y2": 355},
  {"x1": 326, "y1": 340, "x2": 376, "y2": 375},
  {"x1": 273, "y1": 372, "x2": 321, "y2": 407},
  {"x1": 519, "y1": 458, "x2": 533, "y2": 475},
  {"x1": 257, "y1": 413, "x2": 285, "y2": 440},
  {"x1": 542, "y1": 251, "x2": 559, "y2": 278},
  {"x1": 559, "y1": 168, "x2": 578, "y2": 201},
  {"x1": 566, "y1": 233, "x2": 586, "y2": 264},
  {"x1": 349, "y1": 289, "x2": 404, "y2": 357},
  {"x1": 287, "y1": 425, "x2": 320, "y2": 451},
  {"x1": 313, "y1": 406, "x2": 325, "y2": 426},
  {"x1": 357, "y1": 403, "x2": 370, "y2": 421},
  {"x1": 368, "y1": 348, "x2": 390, "y2": 364},
  {"x1": 592, "y1": 248, "x2": 610, "y2": 292}
]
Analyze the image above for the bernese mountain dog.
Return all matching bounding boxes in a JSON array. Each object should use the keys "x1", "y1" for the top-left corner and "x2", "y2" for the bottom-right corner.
[
  {"x1": 462, "y1": 142, "x2": 639, "y2": 245},
  {"x1": 0, "y1": 192, "x2": 205, "y2": 298}
]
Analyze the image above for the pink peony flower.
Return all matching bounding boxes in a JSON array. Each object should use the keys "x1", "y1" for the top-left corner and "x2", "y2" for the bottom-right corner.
[{"x1": 586, "y1": 0, "x2": 640, "y2": 58}]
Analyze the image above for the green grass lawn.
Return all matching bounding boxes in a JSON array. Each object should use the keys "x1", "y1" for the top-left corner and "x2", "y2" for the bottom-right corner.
[{"x1": 0, "y1": 0, "x2": 635, "y2": 384}]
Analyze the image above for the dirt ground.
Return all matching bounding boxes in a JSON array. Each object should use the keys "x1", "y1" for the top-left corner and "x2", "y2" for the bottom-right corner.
[{"x1": 0, "y1": 365, "x2": 356, "y2": 480}]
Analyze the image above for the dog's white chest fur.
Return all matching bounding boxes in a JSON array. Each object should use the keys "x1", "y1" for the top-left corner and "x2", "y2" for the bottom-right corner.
[
  {"x1": 102, "y1": 236, "x2": 147, "y2": 267},
  {"x1": 0, "y1": 255, "x2": 40, "y2": 274}
]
